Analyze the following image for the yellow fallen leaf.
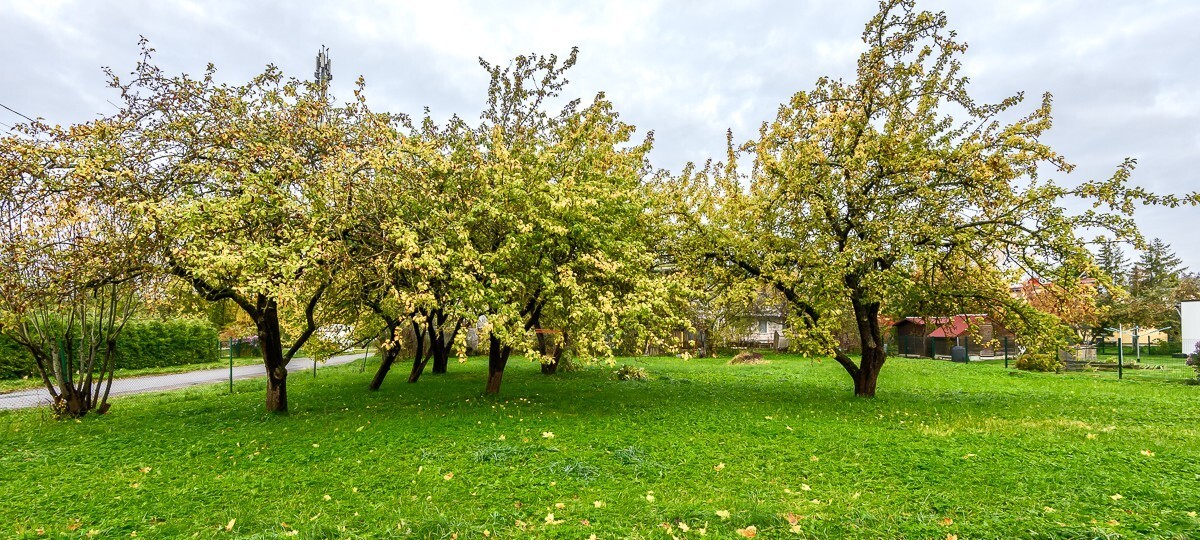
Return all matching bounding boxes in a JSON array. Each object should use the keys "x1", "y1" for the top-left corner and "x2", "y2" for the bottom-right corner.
[
  {"x1": 736, "y1": 525, "x2": 758, "y2": 537},
  {"x1": 645, "y1": 492, "x2": 656, "y2": 502},
  {"x1": 1140, "y1": 449, "x2": 1155, "y2": 457},
  {"x1": 587, "y1": 535, "x2": 598, "y2": 540},
  {"x1": 541, "y1": 432, "x2": 555, "y2": 439},
  {"x1": 443, "y1": 472, "x2": 454, "y2": 480},
  {"x1": 962, "y1": 454, "x2": 976, "y2": 459},
  {"x1": 129, "y1": 483, "x2": 140, "y2": 489},
  {"x1": 284, "y1": 531, "x2": 298, "y2": 537},
  {"x1": 714, "y1": 462, "x2": 726, "y2": 471},
  {"x1": 809, "y1": 455, "x2": 819, "y2": 462},
  {"x1": 1110, "y1": 494, "x2": 1123, "y2": 501},
  {"x1": 483, "y1": 530, "x2": 490, "y2": 537},
  {"x1": 1086, "y1": 433, "x2": 1097, "y2": 439},
  {"x1": 716, "y1": 510, "x2": 731, "y2": 520},
  {"x1": 498, "y1": 434, "x2": 506, "y2": 441},
  {"x1": 1043, "y1": 506, "x2": 1056, "y2": 513},
  {"x1": 790, "y1": 524, "x2": 802, "y2": 533},
  {"x1": 593, "y1": 500, "x2": 605, "y2": 508},
  {"x1": 323, "y1": 494, "x2": 332, "y2": 501},
  {"x1": 139, "y1": 467, "x2": 152, "y2": 473},
  {"x1": 800, "y1": 484, "x2": 811, "y2": 491},
  {"x1": 1187, "y1": 511, "x2": 1197, "y2": 518},
  {"x1": 312, "y1": 443, "x2": 319, "y2": 448},
  {"x1": 784, "y1": 513, "x2": 802, "y2": 525},
  {"x1": 1107, "y1": 520, "x2": 1120, "y2": 526},
  {"x1": 543, "y1": 513, "x2": 563, "y2": 525},
  {"x1": 554, "y1": 502, "x2": 565, "y2": 509},
  {"x1": 946, "y1": 535, "x2": 958, "y2": 540},
  {"x1": 225, "y1": 519, "x2": 236, "y2": 532},
  {"x1": 679, "y1": 521, "x2": 690, "y2": 532},
  {"x1": 939, "y1": 517, "x2": 953, "y2": 526}
]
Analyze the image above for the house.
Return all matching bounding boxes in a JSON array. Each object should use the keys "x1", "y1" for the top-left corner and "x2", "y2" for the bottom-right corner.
[
  {"x1": 1183, "y1": 300, "x2": 1199, "y2": 356},
  {"x1": 893, "y1": 315, "x2": 1018, "y2": 360}
]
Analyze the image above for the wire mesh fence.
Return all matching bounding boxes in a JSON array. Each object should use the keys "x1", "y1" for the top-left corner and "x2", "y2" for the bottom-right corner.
[{"x1": 0, "y1": 348, "x2": 373, "y2": 412}]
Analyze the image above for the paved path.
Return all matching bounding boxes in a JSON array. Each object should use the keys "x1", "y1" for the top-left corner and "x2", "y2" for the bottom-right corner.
[{"x1": 0, "y1": 353, "x2": 365, "y2": 410}]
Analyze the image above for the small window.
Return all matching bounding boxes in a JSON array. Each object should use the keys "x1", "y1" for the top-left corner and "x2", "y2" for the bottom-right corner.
[{"x1": 759, "y1": 320, "x2": 769, "y2": 333}]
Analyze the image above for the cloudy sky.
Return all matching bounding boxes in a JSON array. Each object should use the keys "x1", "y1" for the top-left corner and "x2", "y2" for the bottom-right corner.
[{"x1": 3, "y1": 0, "x2": 1198, "y2": 270}]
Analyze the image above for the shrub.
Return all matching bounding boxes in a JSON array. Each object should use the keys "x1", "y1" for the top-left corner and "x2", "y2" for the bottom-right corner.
[
  {"x1": 0, "y1": 319, "x2": 219, "y2": 379},
  {"x1": 729, "y1": 351, "x2": 767, "y2": 365},
  {"x1": 613, "y1": 364, "x2": 649, "y2": 381},
  {"x1": 1186, "y1": 342, "x2": 1200, "y2": 382},
  {"x1": 1015, "y1": 351, "x2": 1062, "y2": 373}
]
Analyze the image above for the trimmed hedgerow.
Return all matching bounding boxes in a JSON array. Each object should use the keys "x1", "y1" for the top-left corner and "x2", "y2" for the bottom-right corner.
[{"x1": 0, "y1": 319, "x2": 218, "y2": 378}]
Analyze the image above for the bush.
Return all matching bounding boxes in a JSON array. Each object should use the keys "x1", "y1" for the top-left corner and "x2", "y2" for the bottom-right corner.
[
  {"x1": 0, "y1": 319, "x2": 219, "y2": 379},
  {"x1": 1015, "y1": 352, "x2": 1062, "y2": 373},
  {"x1": 729, "y1": 351, "x2": 767, "y2": 365},
  {"x1": 613, "y1": 364, "x2": 649, "y2": 381}
]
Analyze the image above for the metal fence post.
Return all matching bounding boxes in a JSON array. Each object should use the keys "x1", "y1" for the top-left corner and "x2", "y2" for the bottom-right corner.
[
  {"x1": 1117, "y1": 336, "x2": 1123, "y2": 380},
  {"x1": 1004, "y1": 336, "x2": 1009, "y2": 368},
  {"x1": 229, "y1": 337, "x2": 234, "y2": 393}
]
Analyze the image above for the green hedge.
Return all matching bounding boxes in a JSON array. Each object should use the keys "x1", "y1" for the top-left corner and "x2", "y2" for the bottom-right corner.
[{"x1": 0, "y1": 319, "x2": 219, "y2": 379}]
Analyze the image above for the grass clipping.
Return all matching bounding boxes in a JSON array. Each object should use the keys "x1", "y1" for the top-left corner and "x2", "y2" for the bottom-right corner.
[{"x1": 729, "y1": 351, "x2": 769, "y2": 365}]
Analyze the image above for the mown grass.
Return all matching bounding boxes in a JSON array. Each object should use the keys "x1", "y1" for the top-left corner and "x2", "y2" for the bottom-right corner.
[{"x1": 2, "y1": 354, "x2": 1198, "y2": 539}]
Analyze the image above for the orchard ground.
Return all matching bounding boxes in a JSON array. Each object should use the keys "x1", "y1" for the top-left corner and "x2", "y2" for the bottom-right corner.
[{"x1": 1, "y1": 354, "x2": 1198, "y2": 539}]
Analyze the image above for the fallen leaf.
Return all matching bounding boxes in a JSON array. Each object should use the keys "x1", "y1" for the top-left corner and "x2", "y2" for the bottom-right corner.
[
  {"x1": 962, "y1": 454, "x2": 976, "y2": 459},
  {"x1": 939, "y1": 517, "x2": 953, "y2": 526},
  {"x1": 498, "y1": 434, "x2": 506, "y2": 441},
  {"x1": 716, "y1": 510, "x2": 731, "y2": 520},
  {"x1": 678, "y1": 521, "x2": 690, "y2": 532},
  {"x1": 736, "y1": 525, "x2": 758, "y2": 537},
  {"x1": 323, "y1": 494, "x2": 332, "y2": 501},
  {"x1": 714, "y1": 462, "x2": 726, "y2": 471},
  {"x1": 443, "y1": 472, "x2": 454, "y2": 480},
  {"x1": 543, "y1": 513, "x2": 563, "y2": 525},
  {"x1": 1086, "y1": 433, "x2": 1097, "y2": 439},
  {"x1": 1110, "y1": 494, "x2": 1124, "y2": 501},
  {"x1": 593, "y1": 500, "x2": 605, "y2": 508},
  {"x1": 541, "y1": 432, "x2": 555, "y2": 439},
  {"x1": 790, "y1": 525, "x2": 802, "y2": 533},
  {"x1": 784, "y1": 513, "x2": 801, "y2": 525},
  {"x1": 800, "y1": 484, "x2": 811, "y2": 491},
  {"x1": 1107, "y1": 520, "x2": 1120, "y2": 526},
  {"x1": 139, "y1": 467, "x2": 152, "y2": 474},
  {"x1": 554, "y1": 502, "x2": 565, "y2": 509},
  {"x1": 225, "y1": 519, "x2": 236, "y2": 532},
  {"x1": 1187, "y1": 511, "x2": 1197, "y2": 518},
  {"x1": 312, "y1": 443, "x2": 319, "y2": 448},
  {"x1": 809, "y1": 455, "x2": 819, "y2": 462},
  {"x1": 1140, "y1": 449, "x2": 1155, "y2": 457},
  {"x1": 946, "y1": 535, "x2": 958, "y2": 540},
  {"x1": 1043, "y1": 507, "x2": 1056, "y2": 513},
  {"x1": 645, "y1": 492, "x2": 656, "y2": 502}
]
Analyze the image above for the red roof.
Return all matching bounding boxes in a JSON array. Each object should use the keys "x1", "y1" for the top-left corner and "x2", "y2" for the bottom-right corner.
[{"x1": 894, "y1": 315, "x2": 989, "y2": 338}]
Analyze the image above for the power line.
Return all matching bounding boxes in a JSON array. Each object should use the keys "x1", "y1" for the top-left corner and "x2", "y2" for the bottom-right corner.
[{"x1": 0, "y1": 102, "x2": 36, "y2": 123}]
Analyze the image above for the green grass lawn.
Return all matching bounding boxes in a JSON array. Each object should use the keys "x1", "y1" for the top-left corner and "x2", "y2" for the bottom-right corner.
[{"x1": 2, "y1": 354, "x2": 1199, "y2": 539}]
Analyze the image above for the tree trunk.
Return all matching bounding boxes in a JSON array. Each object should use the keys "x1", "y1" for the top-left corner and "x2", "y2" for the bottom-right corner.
[
  {"x1": 848, "y1": 293, "x2": 886, "y2": 398},
  {"x1": 369, "y1": 346, "x2": 400, "y2": 391},
  {"x1": 258, "y1": 301, "x2": 289, "y2": 413},
  {"x1": 407, "y1": 322, "x2": 428, "y2": 383},
  {"x1": 485, "y1": 333, "x2": 510, "y2": 394}
]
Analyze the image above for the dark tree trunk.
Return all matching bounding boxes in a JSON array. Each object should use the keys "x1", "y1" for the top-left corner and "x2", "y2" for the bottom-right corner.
[
  {"x1": 430, "y1": 312, "x2": 455, "y2": 374},
  {"x1": 485, "y1": 333, "x2": 510, "y2": 394},
  {"x1": 848, "y1": 293, "x2": 885, "y2": 398},
  {"x1": 369, "y1": 345, "x2": 401, "y2": 391},
  {"x1": 537, "y1": 329, "x2": 567, "y2": 375},
  {"x1": 407, "y1": 321, "x2": 429, "y2": 383},
  {"x1": 257, "y1": 304, "x2": 289, "y2": 412}
]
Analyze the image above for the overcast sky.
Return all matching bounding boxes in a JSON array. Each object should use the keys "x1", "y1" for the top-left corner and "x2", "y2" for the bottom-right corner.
[{"x1": 3, "y1": 0, "x2": 1198, "y2": 271}]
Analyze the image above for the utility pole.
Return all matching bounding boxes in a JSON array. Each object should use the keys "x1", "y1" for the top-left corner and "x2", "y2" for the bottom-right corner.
[{"x1": 315, "y1": 45, "x2": 332, "y2": 103}]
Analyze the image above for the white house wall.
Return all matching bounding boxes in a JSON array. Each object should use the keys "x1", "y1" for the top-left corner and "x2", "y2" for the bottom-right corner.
[{"x1": 1183, "y1": 301, "x2": 1200, "y2": 356}]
